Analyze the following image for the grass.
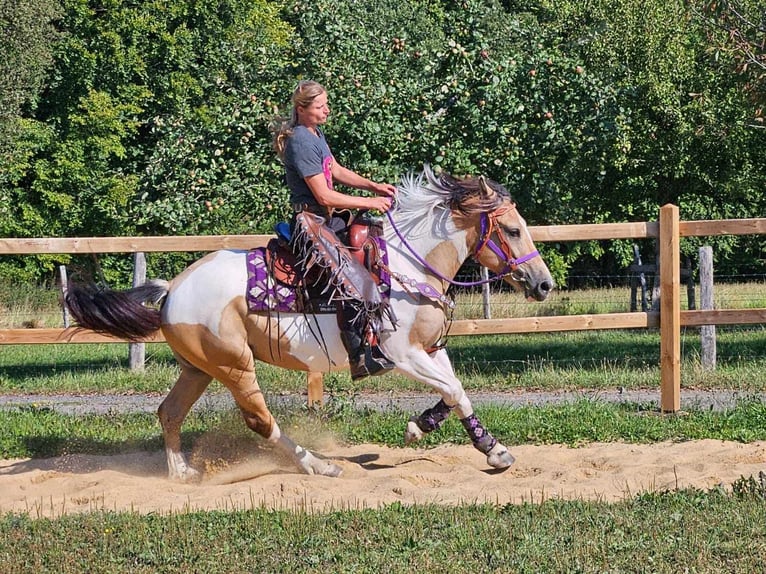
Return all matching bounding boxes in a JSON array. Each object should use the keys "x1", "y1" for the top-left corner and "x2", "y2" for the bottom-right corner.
[
  {"x1": 3, "y1": 398, "x2": 766, "y2": 460},
  {"x1": 0, "y1": 279, "x2": 764, "y2": 396},
  {"x1": 0, "y1": 278, "x2": 763, "y2": 395},
  {"x1": 1, "y1": 280, "x2": 765, "y2": 572},
  {"x1": 2, "y1": 487, "x2": 766, "y2": 573},
  {"x1": 2, "y1": 398, "x2": 766, "y2": 572},
  {"x1": 1, "y1": 327, "x2": 765, "y2": 395},
  {"x1": 2, "y1": 277, "x2": 764, "y2": 327}
]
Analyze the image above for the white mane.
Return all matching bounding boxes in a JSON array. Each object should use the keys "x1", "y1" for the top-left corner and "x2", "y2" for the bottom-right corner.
[{"x1": 390, "y1": 166, "x2": 457, "y2": 240}]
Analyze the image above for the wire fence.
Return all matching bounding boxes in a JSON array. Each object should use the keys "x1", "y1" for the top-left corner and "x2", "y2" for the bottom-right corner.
[
  {"x1": 1, "y1": 271, "x2": 764, "y2": 325},
  {"x1": 1, "y1": 271, "x2": 763, "y2": 374}
]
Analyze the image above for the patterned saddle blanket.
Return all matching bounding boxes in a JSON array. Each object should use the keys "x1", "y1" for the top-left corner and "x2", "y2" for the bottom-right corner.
[{"x1": 246, "y1": 220, "x2": 391, "y2": 314}]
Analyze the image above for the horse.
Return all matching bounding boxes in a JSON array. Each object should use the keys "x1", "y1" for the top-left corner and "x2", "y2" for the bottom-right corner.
[{"x1": 65, "y1": 166, "x2": 554, "y2": 481}]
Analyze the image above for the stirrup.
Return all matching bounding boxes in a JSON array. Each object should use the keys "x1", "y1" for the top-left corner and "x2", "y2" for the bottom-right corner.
[{"x1": 349, "y1": 345, "x2": 396, "y2": 381}]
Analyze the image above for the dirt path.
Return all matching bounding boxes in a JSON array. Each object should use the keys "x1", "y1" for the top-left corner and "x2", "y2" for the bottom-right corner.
[{"x1": 2, "y1": 439, "x2": 765, "y2": 517}]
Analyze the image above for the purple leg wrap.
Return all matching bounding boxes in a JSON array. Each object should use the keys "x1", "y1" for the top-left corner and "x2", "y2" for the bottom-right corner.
[
  {"x1": 460, "y1": 414, "x2": 497, "y2": 454},
  {"x1": 414, "y1": 399, "x2": 455, "y2": 433}
]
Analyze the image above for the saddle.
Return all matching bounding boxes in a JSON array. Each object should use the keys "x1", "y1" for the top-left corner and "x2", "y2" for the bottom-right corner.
[{"x1": 246, "y1": 212, "x2": 390, "y2": 315}]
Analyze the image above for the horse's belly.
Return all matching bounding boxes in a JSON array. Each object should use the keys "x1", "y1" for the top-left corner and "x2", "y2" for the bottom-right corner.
[{"x1": 247, "y1": 313, "x2": 349, "y2": 372}]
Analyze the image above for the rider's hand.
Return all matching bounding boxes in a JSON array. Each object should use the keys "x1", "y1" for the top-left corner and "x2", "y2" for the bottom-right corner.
[
  {"x1": 370, "y1": 182, "x2": 397, "y2": 198},
  {"x1": 368, "y1": 196, "x2": 394, "y2": 213}
]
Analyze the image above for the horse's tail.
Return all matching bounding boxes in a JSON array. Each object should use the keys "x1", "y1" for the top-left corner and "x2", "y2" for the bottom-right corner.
[{"x1": 65, "y1": 279, "x2": 169, "y2": 342}]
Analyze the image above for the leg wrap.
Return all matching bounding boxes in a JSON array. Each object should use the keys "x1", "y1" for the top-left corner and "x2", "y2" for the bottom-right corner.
[
  {"x1": 460, "y1": 414, "x2": 497, "y2": 454},
  {"x1": 415, "y1": 399, "x2": 455, "y2": 433}
]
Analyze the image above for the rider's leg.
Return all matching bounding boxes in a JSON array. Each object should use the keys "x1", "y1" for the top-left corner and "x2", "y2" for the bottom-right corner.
[{"x1": 337, "y1": 300, "x2": 395, "y2": 381}]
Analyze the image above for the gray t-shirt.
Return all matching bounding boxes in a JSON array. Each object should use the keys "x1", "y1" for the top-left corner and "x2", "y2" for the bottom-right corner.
[{"x1": 284, "y1": 126, "x2": 334, "y2": 211}]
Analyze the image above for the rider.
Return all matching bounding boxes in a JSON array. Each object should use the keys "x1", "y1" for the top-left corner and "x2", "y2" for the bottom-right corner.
[{"x1": 270, "y1": 80, "x2": 397, "y2": 380}]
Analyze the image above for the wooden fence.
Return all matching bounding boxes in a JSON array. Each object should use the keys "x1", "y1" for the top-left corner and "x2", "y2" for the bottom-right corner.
[{"x1": 1, "y1": 205, "x2": 764, "y2": 412}]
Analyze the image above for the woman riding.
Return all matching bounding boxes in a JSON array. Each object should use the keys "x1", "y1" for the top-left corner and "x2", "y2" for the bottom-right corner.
[{"x1": 271, "y1": 80, "x2": 397, "y2": 380}]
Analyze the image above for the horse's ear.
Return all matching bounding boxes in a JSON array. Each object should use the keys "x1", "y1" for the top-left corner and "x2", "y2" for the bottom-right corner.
[{"x1": 478, "y1": 175, "x2": 494, "y2": 199}]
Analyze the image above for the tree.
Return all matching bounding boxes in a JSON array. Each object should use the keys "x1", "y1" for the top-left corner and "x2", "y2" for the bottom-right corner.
[
  {"x1": 534, "y1": 0, "x2": 766, "y2": 274},
  {"x1": 0, "y1": 0, "x2": 61, "y2": 152},
  {"x1": 698, "y1": 0, "x2": 766, "y2": 122}
]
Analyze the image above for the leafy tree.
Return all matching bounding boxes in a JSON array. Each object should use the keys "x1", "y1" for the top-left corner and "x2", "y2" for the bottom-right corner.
[
  {"x1": 126, "y1": 0, "x2": 294, "y2": 236},
  {"x1": 3, "y1": 0, "x2": 765, "y2": 283},
  {"x1": 2, "y1": 0, "x2": 294, "y2": 281},
  {"x1": 282, "y1": 0, "x2": 625, "y2": 282},
  {"x1": 698, "y1": 0, "x2": 766, "y2": 119},
  {"x1": 0, "y1": 0, "x2": 61, "y2": 152},
  {"x1": 532, "y1": 0, "x2": 766, "y2": 275}
]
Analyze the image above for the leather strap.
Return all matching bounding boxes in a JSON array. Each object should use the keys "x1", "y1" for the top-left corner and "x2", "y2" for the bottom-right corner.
[{"x1": 292, "y1": 212, "x2": 386, "y2": 308}]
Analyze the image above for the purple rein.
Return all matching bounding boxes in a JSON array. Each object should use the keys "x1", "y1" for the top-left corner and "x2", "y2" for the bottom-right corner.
[{"x1": 385, "y1": 206, "x2": 539, "y2": 288}]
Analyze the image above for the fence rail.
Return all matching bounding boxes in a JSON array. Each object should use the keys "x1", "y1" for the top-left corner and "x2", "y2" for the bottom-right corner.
[{"x1": 1, "y1": 206, "x2": 764, "y2": 412}]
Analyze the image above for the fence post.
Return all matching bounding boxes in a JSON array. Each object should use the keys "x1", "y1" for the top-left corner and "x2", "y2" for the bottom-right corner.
[
  {"x1": 58, "y1": 265, "x2": 70, "y2": 328},
  {"x1": 307, "y1": 372, "x2": 323, "y2": 406},
  {"x1": 129, "y1": 252, "x2": 146, "y2": 372},
  {"x1": 699, "y1": 246, "x2": 716, "y2": 370},
  {"x1": 659, "y1": 204, "x2": 681, "y2": 413},
  {"x1": 481, "y1": 267, "x2": 491, "y2": 319}
]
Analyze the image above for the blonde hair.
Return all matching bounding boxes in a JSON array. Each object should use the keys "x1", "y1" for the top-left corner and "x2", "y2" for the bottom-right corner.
[{"x1": 270, "y1": 80, "x2": 327, "y2": 159}]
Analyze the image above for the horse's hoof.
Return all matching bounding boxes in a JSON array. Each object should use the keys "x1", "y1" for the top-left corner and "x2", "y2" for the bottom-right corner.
[
  {"x1": 404, "y1": 419, "x2": 424, "y2": 445},
  {"x1": 487, "y1": 446, "x2": 515, "y2": 469},
  {"x1": 169, "y1": 467, "x2": 201, "y2": 483},
  {"x1": 315, "y1": 461, "x2": 343, "y2": 478}
]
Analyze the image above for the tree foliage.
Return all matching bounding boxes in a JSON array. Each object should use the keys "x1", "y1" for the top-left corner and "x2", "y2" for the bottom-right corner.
[
  {"x1": 0, "y1": 0, "x2": 61, "y2": 150},
  {"x1": 1, "y1": 0, "x2": 764, "y2": 284},
  {"x1": 699, "y1": 0, "x2": 766, "y2": 117}
]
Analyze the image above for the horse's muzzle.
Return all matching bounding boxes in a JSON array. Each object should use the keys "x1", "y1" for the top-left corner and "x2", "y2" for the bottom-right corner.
[{"x1": 513, "y1": 269, "x2": 553, "y2": 301}]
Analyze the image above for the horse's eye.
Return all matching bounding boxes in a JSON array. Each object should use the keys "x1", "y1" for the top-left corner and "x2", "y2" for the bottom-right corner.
[{"x1": 506, "y1": 228, "x2": 521, "y2": 238}]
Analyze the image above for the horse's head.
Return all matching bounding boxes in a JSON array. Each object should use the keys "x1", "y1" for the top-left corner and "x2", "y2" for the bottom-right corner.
[{"x1": 448, "y1": 174, "x2": 554, "y2": 301}]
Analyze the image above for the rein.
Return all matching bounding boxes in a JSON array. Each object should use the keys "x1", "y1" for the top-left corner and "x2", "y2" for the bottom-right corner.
[{"x1": 385, "y1": 206, "x2": 540, "y2": 288}]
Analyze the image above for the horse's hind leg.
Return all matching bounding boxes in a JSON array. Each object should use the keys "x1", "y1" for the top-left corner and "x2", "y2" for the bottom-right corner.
[
  {"x1": 224, "y1": 367, "x2": 342, "y2": 478},
  {"x1": 158, "y1": 360, "x2": 213, "y2": 482}
]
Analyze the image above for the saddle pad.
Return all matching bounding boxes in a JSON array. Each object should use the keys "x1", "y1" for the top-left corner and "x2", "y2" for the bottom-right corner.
[
  {"x1": 246, "y1": 247, "x2": 299, "y2": 313},
  {"x1": 245, "y1": 237, "x2": 392, "y2": 315}
]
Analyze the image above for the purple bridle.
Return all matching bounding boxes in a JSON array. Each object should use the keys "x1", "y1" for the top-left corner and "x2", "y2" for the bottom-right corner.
[{"x1": 385, "y1": 204, "x2": 540, "y2": 288}]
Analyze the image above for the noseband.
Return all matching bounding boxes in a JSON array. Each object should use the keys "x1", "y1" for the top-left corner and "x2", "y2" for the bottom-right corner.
[{"x1": 475, "y1": 204, "x2": 540, "y2": 276}]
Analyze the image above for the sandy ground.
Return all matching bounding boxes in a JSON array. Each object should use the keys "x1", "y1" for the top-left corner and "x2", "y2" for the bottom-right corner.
[{"x1": 2, "y1": 438, "x2": 765, "y2": 517}]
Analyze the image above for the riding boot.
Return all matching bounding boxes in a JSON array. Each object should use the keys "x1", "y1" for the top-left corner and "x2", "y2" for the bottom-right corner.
[{"x1": 337, "y1": 302, "x2": 395, "y2": 381}]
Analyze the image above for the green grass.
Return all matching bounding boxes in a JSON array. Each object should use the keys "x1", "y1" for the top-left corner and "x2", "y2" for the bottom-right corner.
[
  {"x1": 0, "y1": 279, "x2": 763, "y2": 396},
  {"x1": 2, "y1": 399, "x2": 766, "y2": 573},
  {"x1": 3, "y1": 398, "x2": 766, "y2": 460},
  {"x1": 1, "y1": 486, "x2": 766, "y2": 573},
  {"x1": 1, "y1": 281, "x2": 765, "y2": 572},
  {"x1": 1, "y1": 326, "x2": 764, "y2": 395}
]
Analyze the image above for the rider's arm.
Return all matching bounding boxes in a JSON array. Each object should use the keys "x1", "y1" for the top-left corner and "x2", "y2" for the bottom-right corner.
[
  {"x1": 305, "y1": 173, "x2": 393, "y2": 212},
  {"x1": 331, "y1": 163, "x2": 397, "y2": 198}
]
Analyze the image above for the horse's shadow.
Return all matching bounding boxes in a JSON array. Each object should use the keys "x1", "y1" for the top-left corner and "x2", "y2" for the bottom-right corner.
[
  {"x1": 336, "y1": 452, "x2": 392, "y2": 470},
  {"x1": 331, "y1": 451, "x2": 511, "y2": 475}
]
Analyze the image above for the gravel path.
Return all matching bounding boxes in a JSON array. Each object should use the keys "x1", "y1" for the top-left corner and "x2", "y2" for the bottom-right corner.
[{"x1": 0, "y1": 388, "x2": 763, "y2": 415}]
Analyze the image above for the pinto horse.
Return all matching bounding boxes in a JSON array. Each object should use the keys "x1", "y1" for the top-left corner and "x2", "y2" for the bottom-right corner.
[{"x1": 65, "y1": 167, "x2": 553, "y2": 481}]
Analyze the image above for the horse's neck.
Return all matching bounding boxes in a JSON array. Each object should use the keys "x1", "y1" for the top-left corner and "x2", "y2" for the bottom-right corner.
[{"x1": 384, "y1": 213, "x2": 470, "y2": 282}]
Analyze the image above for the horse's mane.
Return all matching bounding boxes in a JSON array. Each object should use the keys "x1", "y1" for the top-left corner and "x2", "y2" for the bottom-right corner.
[{"x1": 391, "y1": 165, "x2": 510, "y2": 239}]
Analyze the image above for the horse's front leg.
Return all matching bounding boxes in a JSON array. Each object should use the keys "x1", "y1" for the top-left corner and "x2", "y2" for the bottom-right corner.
[{"x1": 401, "y1": 348, "x2": 515, "y2": 470}]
